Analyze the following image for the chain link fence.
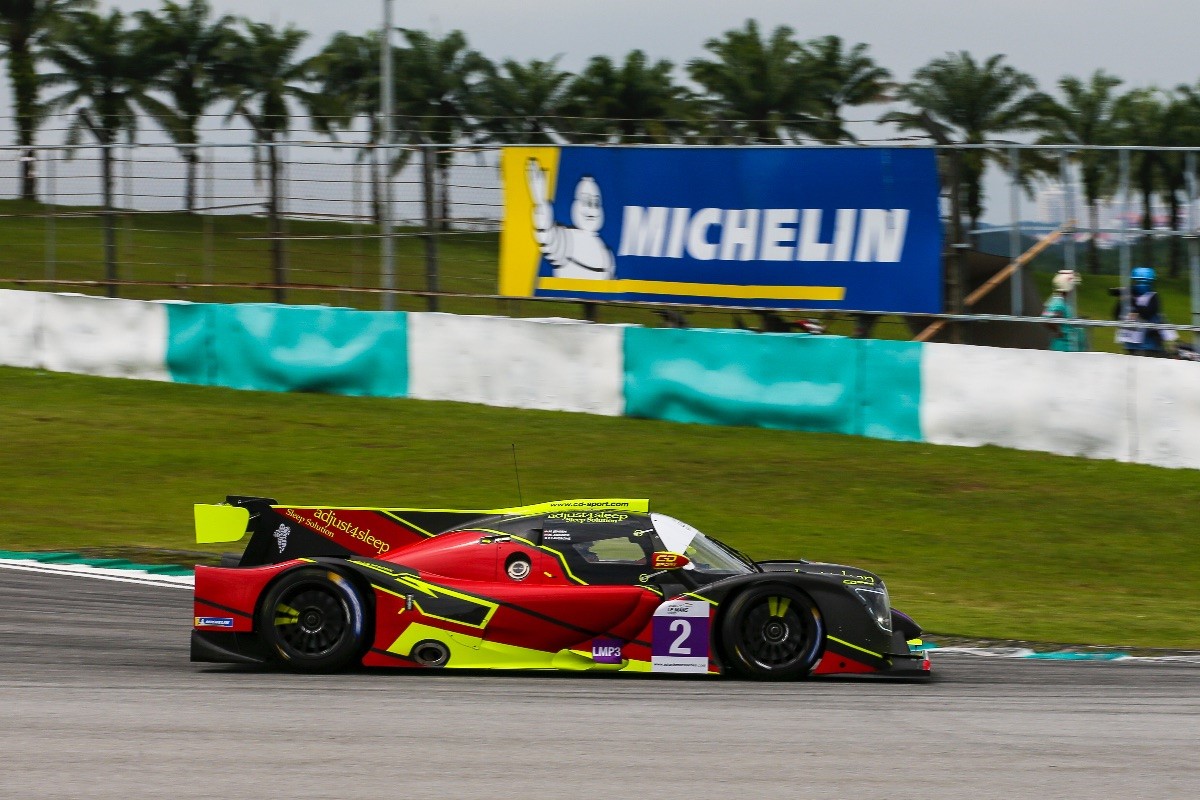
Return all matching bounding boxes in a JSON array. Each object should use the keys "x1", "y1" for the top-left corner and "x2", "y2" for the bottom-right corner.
[
  {"x1": 4, "y1": 140, "x2": 1200, "y2": 351},
  {"x1": 0, "y1": 141, "x2": 503, "y2": 306}
]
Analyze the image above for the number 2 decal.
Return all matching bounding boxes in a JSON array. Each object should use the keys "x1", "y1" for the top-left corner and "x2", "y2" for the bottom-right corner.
[
  {"x1": 651, "y1": 599, "x2": 709, "y2": 673},
  {"x1": 668, "y1": 619, "x2": 692, "y2": 654}
]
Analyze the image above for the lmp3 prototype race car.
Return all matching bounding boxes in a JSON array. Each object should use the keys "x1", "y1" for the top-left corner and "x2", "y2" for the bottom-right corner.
[{"x1": 192, "y1": 498, "x2": 930, "y2": 680}]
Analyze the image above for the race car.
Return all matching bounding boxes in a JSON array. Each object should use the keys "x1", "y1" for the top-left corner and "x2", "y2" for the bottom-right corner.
[{"x1": 192, "y1": 497, "x2": 930, "y2": 679}]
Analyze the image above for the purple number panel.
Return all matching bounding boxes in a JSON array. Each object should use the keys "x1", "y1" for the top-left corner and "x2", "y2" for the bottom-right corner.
[{"x1": 651, "y1": 599, "x2": 710, "y2": 673}]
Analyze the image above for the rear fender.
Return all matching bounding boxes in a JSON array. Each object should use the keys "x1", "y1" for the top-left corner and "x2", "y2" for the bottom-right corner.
[{"x1": 193, "y1": 561, "x2": 293, "y2": 633}]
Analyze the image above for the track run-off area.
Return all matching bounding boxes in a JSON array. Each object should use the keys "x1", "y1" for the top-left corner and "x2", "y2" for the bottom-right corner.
[{"x1": 2, "y1": 564, "x2": 1197, "y2": 800}]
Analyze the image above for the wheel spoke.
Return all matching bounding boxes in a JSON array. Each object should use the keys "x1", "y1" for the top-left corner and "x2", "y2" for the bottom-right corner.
[
  {"x1": 737, "y1": 595, "x2": 817, "y2": 672},
  {"x1": 273, "y1": 583, "x2": 349, "y2": 656}
]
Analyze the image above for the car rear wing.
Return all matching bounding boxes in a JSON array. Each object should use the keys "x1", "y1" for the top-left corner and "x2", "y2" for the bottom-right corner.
[{"x1": 195, "y1": 497, "x2": 276, "y2": 544}]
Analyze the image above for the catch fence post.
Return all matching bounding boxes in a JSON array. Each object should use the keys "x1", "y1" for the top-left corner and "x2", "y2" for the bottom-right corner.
[
  {"x1": 422, "y1": 141, "x2": 440, "y2": 312},
  {"x1": 1008, "y1": 146, "x2": 1022, "y2": 315},
  {"x1": 1118, "y1": 149, "x2": 1132, "y2": 321},
  {"x1": 379, "y1": 4, "x2": 396, "y2": 311},
  {"x1": 1060, "y1": 150, "x2": 1078, "y2": 280},
  {"x1": 101, "y1": 142, "x2": 117, "y2": 298},
  {"x1": 947, "y1": 146, "x2": 966, "y2": 343},
  {"x1": 1186, "y1": 150, "x2": 1199, "y2": 328},
  {"x1": 44, "y1": 148, "x2": 56, "y2": 281},
  {"x1": 203, "y1": 146, "x2": 215, "y2": 302}
]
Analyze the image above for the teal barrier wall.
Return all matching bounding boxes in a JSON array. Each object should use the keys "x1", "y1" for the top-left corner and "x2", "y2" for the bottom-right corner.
[
  {"x1": 858, "y1": 339, "x2": 923, "y2": 441},
  {"x1": 163, "y1": 299, "x2": 917, "y2": 442},
  {"x1": 623, "y1": 328, "x2": 922, "y2": 441},
  {"x1": 164, "y1": 303, "x2": 214, "y2": 385},
  {"x1": 165, "y1": 303, "x2": 408, "y2": 396}
]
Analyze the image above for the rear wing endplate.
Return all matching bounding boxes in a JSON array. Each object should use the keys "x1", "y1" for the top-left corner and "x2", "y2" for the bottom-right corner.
[{"x1": 195, "y1": 504, "x2": 251, "y2": 544}]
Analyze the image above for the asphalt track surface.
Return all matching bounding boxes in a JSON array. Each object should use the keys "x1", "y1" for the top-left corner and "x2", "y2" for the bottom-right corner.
[{"x1": 2, "y1": 570, "x2": 1198, "y2": 800}]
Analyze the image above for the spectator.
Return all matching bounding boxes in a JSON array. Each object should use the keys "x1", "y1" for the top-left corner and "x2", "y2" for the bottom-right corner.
[
  {"x1": 1114, "y1": 267, "x2": 1176, "y2": 357},
  {"x1": 1042, "y1": 270, "x2": 1085, "y2": 351}
]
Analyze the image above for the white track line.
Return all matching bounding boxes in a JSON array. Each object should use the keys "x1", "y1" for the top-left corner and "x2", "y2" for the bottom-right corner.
[
  {"x1": 925, "y1": 646, "x2": 1200, "y2": 664},
  {"x1": 0, "y1": 558, "x2": 194, "y2": 589},
  {"x1": 928, "y1": 647, "x2": 1040, "y2": 658}
]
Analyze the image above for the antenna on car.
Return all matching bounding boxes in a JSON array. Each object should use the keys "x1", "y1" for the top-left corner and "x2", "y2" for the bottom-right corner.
[{"x1": 511, "y1": 444, "x2": 524, "y2": 506}]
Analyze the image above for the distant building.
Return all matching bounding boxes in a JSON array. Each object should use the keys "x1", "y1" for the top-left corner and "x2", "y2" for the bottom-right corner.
[{"x1": 1033, "y1": 183, "x2": 1176, "y2": 248}]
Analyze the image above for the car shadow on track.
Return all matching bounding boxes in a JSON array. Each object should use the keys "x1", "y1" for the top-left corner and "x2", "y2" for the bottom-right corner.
[{"x1": 194, "y1": 663, "x2": 938, "y2": 685}]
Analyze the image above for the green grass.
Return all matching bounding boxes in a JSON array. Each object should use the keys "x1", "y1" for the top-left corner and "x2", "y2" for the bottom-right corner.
[{"x1": 2, "y1": 365, "x2": 1197, "y2": 648}]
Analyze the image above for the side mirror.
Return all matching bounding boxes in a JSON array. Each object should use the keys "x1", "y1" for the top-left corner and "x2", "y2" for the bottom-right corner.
[{"x1": 651, "y1": 551, "x2": 690, "y2": 570}]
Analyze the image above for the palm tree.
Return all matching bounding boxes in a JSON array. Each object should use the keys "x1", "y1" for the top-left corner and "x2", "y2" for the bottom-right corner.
[
  {"x1": 222, "y1": 20, "x2": 319, "y2": 302},
  {"x1": 132, "y1": 0, "x2": 235, "y2": 212},
  {"x1": 1112, "y1": 88, "x2": 1171, "y2": 267},
  {"x1": 309, "y1": 29, "x2": 382, "y2": 137},
  {"x1": 473, "y1": 56, "x2": 574, "y2": 144},
  {"x1": 42, "y1": 8, "x2": 157, "y2": 296},
  {"x1": 800, "y1": 35, "x2": 891, "y2": 142},
  {"x1": 687, "y1": 20, "x2": 817, "y2": 143},
  {"x1": 393, "y1": 28, "x2": 490, "y2": 230},
  {"x1": 1040, "y1": 70, "x2": 1123, "y2": 273},
  {"x1": 564, "y1": 50, "x2": 694, "y2": 142},
  {"x1": 1163, "y1": 86, "x2": 1200, "y2": 277},
  {"x1": 0, "y1": 0, "x2": 94, "y2": 201},
  {"x1": 882, "y1": 52, "x2": 1052, "y2": 240},
  {"x1": 308, "y1": 29, "x2": 393, "y2": 224}
]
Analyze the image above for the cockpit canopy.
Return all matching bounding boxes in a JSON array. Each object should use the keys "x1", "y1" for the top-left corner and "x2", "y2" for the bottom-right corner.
[{"x1": 486, "y1": 510, "x2": 755, "y2": 586}]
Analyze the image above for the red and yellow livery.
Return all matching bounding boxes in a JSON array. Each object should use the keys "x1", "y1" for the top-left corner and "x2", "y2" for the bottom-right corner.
[{"x1": 192, "y1": 497, "x2": 931, "y2": 679}]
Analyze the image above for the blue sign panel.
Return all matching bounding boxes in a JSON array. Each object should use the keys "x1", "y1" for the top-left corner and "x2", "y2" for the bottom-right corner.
[{"x1": 499, "y1": 146, "x2": 943, "y2": 313}]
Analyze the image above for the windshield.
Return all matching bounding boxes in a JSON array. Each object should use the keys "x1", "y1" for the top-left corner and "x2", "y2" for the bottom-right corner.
[{"x1": 650, "y1": 513, "x2": 755, "y2": 575}]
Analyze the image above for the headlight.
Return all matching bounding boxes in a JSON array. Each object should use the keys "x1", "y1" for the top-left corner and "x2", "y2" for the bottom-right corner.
[{"x1": 853, "y1": 585, "x2": 893, "y2": 633}]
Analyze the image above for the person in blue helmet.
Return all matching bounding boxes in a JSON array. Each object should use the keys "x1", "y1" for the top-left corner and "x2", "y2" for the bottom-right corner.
[{"x1": 1114, "y1": 267, "x2": 1176, "y2": 356}]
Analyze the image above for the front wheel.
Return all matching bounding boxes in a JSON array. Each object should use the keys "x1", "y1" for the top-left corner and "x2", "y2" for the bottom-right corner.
[
  {"x1": 257, "y1": 567, "x2": 370, "y2": 672},
  {"x1": 720, "y1": 585, "x2": 824, "y2": 680}
]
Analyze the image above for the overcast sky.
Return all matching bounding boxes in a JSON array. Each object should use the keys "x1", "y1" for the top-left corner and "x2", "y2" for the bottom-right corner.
[{"x1": 94, "y1": 0, "x2": 1200, "y2": 92}]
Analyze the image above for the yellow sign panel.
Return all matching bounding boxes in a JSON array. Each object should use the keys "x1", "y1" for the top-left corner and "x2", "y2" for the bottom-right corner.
[{"x1": 499, "y1": 146, "x2": 560, "y2": 297}]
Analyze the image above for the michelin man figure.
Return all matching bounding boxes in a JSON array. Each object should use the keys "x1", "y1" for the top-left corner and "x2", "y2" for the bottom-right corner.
[{"x1": 526, "y1": 158, "x2": 615, "y2": 280}]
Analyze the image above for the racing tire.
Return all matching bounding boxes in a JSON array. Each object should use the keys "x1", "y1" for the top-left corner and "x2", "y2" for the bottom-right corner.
[
  {"x1": 257, "y1": 567, "x2": 370, "y2": 672},
  {"x1": 720, "y1": 584, "x2": 824, "y2": 680}
]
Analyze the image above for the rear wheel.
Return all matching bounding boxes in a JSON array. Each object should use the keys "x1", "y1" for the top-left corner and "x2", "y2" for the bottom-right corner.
[
  {"x1": 720, "y1": 585, "x2": 823, "y2": 680},
  {"x1": 257, "y1": 568, "x2": 369, "y2": 672}
]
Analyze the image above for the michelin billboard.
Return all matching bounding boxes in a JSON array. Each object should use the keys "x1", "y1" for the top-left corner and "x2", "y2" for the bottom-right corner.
[{"x1": 499, "y1": 146, "x2": 943, "y2": 313}]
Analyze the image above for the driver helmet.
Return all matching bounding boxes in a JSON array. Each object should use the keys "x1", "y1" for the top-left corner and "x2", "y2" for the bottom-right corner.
[{"x1": 1052, "y1": 270, "x2": 1081, "y2": 293}]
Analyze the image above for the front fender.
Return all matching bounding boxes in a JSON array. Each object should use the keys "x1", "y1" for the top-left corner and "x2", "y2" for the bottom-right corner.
[{"x1": 682, "y1": 570, "x2": 897, "y2": 660}]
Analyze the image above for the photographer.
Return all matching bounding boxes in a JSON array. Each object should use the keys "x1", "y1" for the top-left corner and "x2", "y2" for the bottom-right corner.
[{"x1": 1111, "y1": 267, "x2": 1176, "y2": 356}]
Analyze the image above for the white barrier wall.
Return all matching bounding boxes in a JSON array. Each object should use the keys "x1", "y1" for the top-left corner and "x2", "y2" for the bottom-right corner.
[
  {"x1": 1130, "y1": 356, "x2": 1200, "y2": 469},
  {"x1": 0, "y1": 289, "x2": 43, "y2": 369},
  {"x1": 921, "y1": 342, "x2": 1200, "y2": 469},
  {"x1": 407, "y1": 313, "x2": 625, "y2": 416},
  {"x1": 921, "y1": 344, "x2": 1132, "y2": 462},
  {"x1": 0, "y1": 291, "x2": 170, "y2": 381},
  {"x1": 39, "y1": 294, "x2": 171, "y2": 381}
]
